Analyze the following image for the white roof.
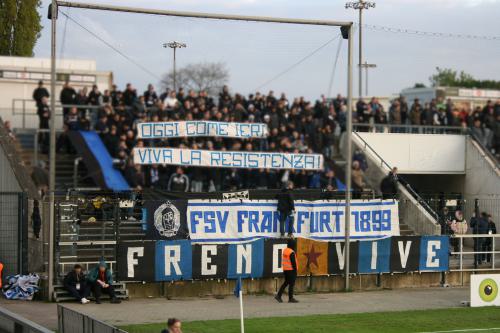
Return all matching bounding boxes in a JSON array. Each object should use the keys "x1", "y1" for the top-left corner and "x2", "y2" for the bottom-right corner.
[{"x1": 0, "y1": 56, "x2": 96, "y2": 71}]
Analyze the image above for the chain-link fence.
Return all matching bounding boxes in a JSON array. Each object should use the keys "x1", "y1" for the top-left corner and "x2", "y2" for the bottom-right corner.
[
  {"x1": 55, "y1": 194, "x2": 145, "y2": 279},
  {"x1": 0, "y1": 192, "x2": 27, "y2": 278}
]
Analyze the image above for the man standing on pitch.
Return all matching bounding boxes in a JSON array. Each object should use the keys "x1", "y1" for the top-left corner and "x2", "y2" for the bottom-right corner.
[{"x1": 275, "y1": 238, "x2": 299, "y2": 303}]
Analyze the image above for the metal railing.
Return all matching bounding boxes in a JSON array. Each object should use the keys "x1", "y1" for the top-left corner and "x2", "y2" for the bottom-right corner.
[
  {"x1": 11, "y1": 98, "x2": 153, "y2": 129},
  {"x1": 74, "y1": 157, "x2": 83, "y2": 188},
  {"x1": 32, "y1": 128, "x2": 65, "y2": 166},
  {"x1": 58, "y1": 261, "x2": 116, "y2": 277},
  {"x1": 449, "y1": 234, "x2": 500, "y2": 272},
  {"x1": 468, "y1": 129, "x2": 500, "y2": 172},
  {"x1": 57, "y1": 305, "x2": 126, "y2": 333},
  {"x1": 0, "y1": 306, "x2": 54, "y2": 333},
  {"x1": 353, "y1": 123, "x2": 467, "y2": 135}
]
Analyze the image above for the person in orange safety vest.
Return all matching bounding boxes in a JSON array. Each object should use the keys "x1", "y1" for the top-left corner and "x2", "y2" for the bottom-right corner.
[
  {"x1": 0, "y1": 262, "x2": 3, "y2": 289},
  {"x1": 275, "y1": 238, "x2": 299, "y2": 303}
]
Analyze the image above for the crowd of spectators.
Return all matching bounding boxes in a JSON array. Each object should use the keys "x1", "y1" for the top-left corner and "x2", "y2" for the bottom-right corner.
[
  {"x1": 357, "y1": 96, "x2": 500, "y2": 157},
  {"x1": 31, "y1": 80, "x2": 500, "y2": 192},
  {"x1": 39, "y1": 81, "x2": 345, "y2": 192}
]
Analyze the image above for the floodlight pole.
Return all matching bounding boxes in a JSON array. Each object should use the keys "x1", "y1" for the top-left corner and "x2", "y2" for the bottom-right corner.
[
  {"x1": 345, "y1": 1, "x2": 375, "y2": 99},
  {"x1": 163, "y1": 41, "x2": 187, "y2": 92},
  {"x1": 48, "y1": 0, "x2": 57, "y2": 301},
  {"x1": 344, "y1": 24, "x2": 354, "y2": 292}
]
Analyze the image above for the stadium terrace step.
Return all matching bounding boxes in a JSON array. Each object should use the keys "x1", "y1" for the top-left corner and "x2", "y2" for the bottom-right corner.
[
  {"x1": 53, "y1": 282, "x2": 129, "y2": 303},
  {"x1": 13, "y1": 130, "x2": 95, "y2": 189},
  {"x1": 399, "y1": 223, "x2": 414, "y2": 236}
]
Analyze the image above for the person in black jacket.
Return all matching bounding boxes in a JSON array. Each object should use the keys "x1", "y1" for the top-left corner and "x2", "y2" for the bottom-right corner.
[
  {"x1": 277, "y1": 181, "x2": 295, "y2": 237},
  {"x1": 470, "y1": 212, "x2": 489, "y2": 266},
  {"x1": 380, "y1": 167, "x2": 398, "y2": 199},
  {"x1": 275, "y1": 238, "x2": 299, "y2": 303},
  {"x1": 60, "y1": 81, "x2": 77, "y2": 116},
  {"x1": 483, "y1": 214, "x2": 497, "y2": 263},
  {"x1": 32, "y1": 200, "x2": 41, "y2": 239},
  {"x1": 32, "y1": 80, "x2": 49, "y2": 108},
  {"x1": 64, "y1": 264, "x2": 91, "y2": 304}
]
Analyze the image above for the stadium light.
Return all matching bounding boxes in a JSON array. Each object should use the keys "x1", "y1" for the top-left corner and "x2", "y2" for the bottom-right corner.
[
  {"x1": 163, "y1": 41, "x2": 187, "y2": 92},
  {"x1": 345, "y1": 1, "x2": 376, "y2": 99}
]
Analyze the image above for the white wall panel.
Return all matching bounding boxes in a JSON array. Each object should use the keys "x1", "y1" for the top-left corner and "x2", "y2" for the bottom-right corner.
[{"x1": 357, "y1": 133, "x2": 465, "y2": 174}]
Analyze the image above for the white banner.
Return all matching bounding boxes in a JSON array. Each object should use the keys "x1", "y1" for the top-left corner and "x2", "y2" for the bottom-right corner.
[
  {"x1": 133, "y1": 148, "x2": 323, "y2": 170},
  {"x1": 471, "y1": 274, "x2": 500, "y2": 307},
  {"x1": 137, "y1": 121, "x2": 268, "y2": 139},
  {"x1": 222, "y1": 190, "x2": 250, "y2": 200},
  {"x1": 187, "y1": 199, "x2": 400, "y2": 243}
]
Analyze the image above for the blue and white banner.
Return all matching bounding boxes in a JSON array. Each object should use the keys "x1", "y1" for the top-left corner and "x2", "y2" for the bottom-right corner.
[
  {"x1": 133, "y1": 148, "x2": 323, "y2": 170},
  {"x1": 117, "y1": 236, "x2": 449, "y2": 282},
  {"x1": 137, "y1": 121, "x2": 268, "y2": 139},
  {"x1": 187, "y1": 199, "x2": 400, "y2": 243}
]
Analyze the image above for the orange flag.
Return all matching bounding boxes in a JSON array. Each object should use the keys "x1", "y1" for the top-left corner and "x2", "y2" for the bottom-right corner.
[{"x1": 296, "y1": 238, "x2": 328, "y2": 276}]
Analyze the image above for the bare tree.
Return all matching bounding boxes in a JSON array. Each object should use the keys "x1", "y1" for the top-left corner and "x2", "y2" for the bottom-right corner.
[{"x1": 161, "y1": 62, "x2": 229, "y2": 95}]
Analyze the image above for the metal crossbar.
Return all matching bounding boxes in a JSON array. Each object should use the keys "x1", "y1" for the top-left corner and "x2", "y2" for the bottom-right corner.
[{"x1": 57, "y1": 1, "x2": 352, "y2": 27}]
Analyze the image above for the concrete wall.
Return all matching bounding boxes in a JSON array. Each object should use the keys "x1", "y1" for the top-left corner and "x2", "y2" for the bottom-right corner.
[
  {"x1": 124, "y1": 270, "x2": 491, "y2": 299},
  {"x1": 356, "y1": 133, "x2": 466, "y2": 174},
  {"x1": 463, "y1": 137, "x2": 500, "y2": 224},
  {"x1": 0, "y1": 144, "x2": 22, "y2": 192},
  {"x1": 351, "y1": 133, "x2": 440, "y2": 235}
]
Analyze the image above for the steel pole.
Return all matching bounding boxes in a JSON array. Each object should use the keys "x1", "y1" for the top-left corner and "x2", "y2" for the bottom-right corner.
[
  {"x1": 56, "y1": 1, "x2": 352, "y2": 27},
  {"x1": 345, "y1": 24, "x2": 354, "y2": 291},
  {"x1": 358, "y1": 8, "x2": 363, "y2": 99},
  {"x1": 48, "y1": 0, "x2": 57, "y2": 302},
  {"x1": 365, "y1": 62, "x2": 369, "y2": 96},
  {"x1": 173, "y1": 47, "x2": 177, "y2": 92}
]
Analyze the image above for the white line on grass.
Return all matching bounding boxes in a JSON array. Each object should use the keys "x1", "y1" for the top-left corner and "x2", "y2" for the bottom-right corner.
[{"x1": 419, "y1": 328, "x2": 500, "y2": 333}]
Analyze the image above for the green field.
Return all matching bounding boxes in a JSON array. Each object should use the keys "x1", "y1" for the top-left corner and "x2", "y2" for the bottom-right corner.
[{"x1": 121, "y1": 307, "x2": 500, "y2": 333}]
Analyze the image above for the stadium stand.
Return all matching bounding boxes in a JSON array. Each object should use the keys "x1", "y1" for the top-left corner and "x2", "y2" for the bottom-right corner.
[
  {"x1": 18, "y1": 82, "x2": 499, "y2": 193},
  {"x1": 3, "y1": 82, "x2": 499, "y2": 296}
]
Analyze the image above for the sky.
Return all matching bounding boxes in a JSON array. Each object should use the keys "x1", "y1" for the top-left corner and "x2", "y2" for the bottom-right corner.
[{"x1": 34, "y1": 0, "x2": 500, "y2": 100}]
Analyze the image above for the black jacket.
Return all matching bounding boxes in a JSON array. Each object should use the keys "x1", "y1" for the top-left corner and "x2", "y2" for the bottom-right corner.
[
  {"x1": 63, "y1": 271, "x2": 86, "y2": 288},
  {"x1": 33, "y1": 87, "x2": 49, "y2": 106},
  {"x1": 470, "y1": 217, "x2": 489, "y2": 234},
  {"x1": 277, "y1": 189, "x2": 294, "y2": 214},
  {"x1": 32, "y1": 205, "x2": 41, "y2": 238},
  {"x1": 487, "y1": 221, "x2": 497, "y2": 235},
  {"x1": 380, "y1": 173, "x2": 398, "y2": 198},
  {"x1": 290, "y1": 252, "x2": 297, "y2": 271},
  {"x1": 60, "y1": 87, "x2": 77, "y2": 105}
]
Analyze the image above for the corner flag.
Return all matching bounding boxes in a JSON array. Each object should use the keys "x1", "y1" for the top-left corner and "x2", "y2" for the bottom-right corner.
[
  {"x1": 234, "y1": 276, "x2": 242, "y2": 298},
  {"x1": 234, "y1": 277, "x2": 245, "y2": 333}
]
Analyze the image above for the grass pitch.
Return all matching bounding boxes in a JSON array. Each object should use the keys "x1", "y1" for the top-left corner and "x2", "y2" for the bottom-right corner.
[{"x1": 121, "y1": 307, "x2": 500, "y2": 333}]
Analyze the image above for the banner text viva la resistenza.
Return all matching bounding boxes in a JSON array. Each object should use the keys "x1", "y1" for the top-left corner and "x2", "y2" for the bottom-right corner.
[{"x1": 133, "y1": 148, "x2": 323, "y2": 170}]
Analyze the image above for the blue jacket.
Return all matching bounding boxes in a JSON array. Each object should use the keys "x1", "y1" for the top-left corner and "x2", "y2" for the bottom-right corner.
[{"x1": 87, "y1": 260, "x2": 113, "y2": 284}]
